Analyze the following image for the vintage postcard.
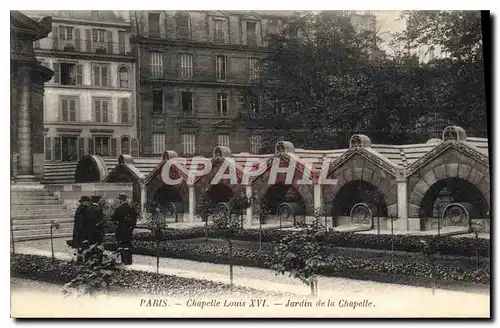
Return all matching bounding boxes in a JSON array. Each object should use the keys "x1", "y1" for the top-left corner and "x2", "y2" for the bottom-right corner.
[{"x1": 9, "y1": 8, "x2": 491, "y2": 319}]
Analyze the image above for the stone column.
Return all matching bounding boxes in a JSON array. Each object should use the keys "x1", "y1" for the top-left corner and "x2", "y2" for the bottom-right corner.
[
  {"x1": 140, "y1": 183, "x2": 147, "y2": 214},
  {"x1": 396, "y1": 177, "x2": 409, "y2": 231},
  {"x1": 16, "y1": 65, "x2": 35, "y2": 182},
  {"x1": 245, "y1": 185, "x2": 253, "y2": 226},
  {"x1": 313, "y1": 183, "x2": 322, "y2": 214},
  {"x1": 188, "y1": 184, "x2": 196, "y2": 223}
]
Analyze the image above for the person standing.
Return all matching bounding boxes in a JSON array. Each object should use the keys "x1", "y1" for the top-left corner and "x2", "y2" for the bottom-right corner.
[
  {"x1": 88, "y1": 196, "x2": 105, "y2": 245},
  {"x1": 111, "y1": 193, "x2": 137, "y2": 264},
  {"x1": 72, "y1": 196, "x2": 91, "y2": 249}
]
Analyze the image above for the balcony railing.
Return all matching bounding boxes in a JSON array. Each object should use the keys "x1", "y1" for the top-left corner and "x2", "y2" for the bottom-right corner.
[
  {"x1": 34, "y1": 37, "x2": 132, "y2": 56},
  {"x1": 141, "y1": 67, "x2": 259, "y2": 84},
  {"x1": 176, "y1": 26, "x2": 191, "y2": 39}
]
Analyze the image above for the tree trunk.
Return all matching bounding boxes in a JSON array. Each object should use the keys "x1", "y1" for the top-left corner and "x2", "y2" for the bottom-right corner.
[
  {"x1": 310, "y1": 280, "x2": 316, "y2": 296},
  {"x1": 156, "y1": 238, "x2": 160, "y2": 274},
  {"x1": 228, "y1": 240, "x2": 234, "y2": 291},
  {"x1": 50, "y1": 226, "x2": 55, "y2": 262}
]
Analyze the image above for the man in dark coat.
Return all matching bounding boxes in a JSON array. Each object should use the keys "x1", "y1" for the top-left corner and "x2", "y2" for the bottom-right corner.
[
  {"x1": 72, "y1": 196, "x2": 91, "y2": 249},
  {"x1": 112, "y1": 193, "x2": 137, "y2": 248},
  {"x1": 87, "y1": 196, "x2": 105, "y2": 245}
]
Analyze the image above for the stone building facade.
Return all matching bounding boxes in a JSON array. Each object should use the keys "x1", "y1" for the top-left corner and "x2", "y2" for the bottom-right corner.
[
  {"x1": 22, "y1": 10, "x2": 139, "y2": 162},
  {"x1": 11, "y1": 11, "x2": 54, "y2": 182}
]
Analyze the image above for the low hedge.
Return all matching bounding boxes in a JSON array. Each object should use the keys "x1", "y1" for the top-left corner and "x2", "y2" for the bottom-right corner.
[
  {"x1": 103, "y1": 240, "x2": 490, "y2": 287},
  {"x1": 10, "y1": 253, "x2": 290, "y2": 297},
  {"x1": 128, "y1": 227, "x2": 490, "y2": 257}
]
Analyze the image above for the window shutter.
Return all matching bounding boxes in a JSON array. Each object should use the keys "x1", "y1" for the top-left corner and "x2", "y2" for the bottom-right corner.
[
  {"x1": 52, "y1": 62, "x2": 60, "y2": 83},
  {"x1": 74, "y1": 28, "x2": 81, "y2": 51},
  {"x1": 107, "y1": 31, "x2": 113, "y2": 54},
  {"x1": 69, "y1": 99, "x2": 76, "y2": 122},
  {"x1": 110, "y1": 138, "x2": 117, "y2": 157},
  {"x1": 164, "y1": 14, "x2": 168, "y2": 38},
  {"x1": 52, "y1": 26, "x2": 59, "y2": 50},
  {"x1": 44, "y1": 137, "x2": 52, "y2": 160},
  {"x1": 106, "y1": 66, "x2": 111, "y2": 87},
  {"x1": 131, "y1": 138, "x2": 139, "y2": 157},
  {"x1": 87, "y1": 138, "x2": 95, "y2": 155},
  {"x1": 61, "y1": 99, "x2": 68, "y2": 122},
  {"x1": 85, "y1": 29, "x2": 91, "y2": 52},
  {"x1": 103, "y1": 101, "x2": 109, "y2": 122},
  {"x1": 54, "y1": 137, "x2": 62, "y2": 161},
  {"x1": 76, "y1": 64, "x2": 83, "y2": 85},
  {"x1": 118, "y1": 31, "x2": 125, "y2": 54},
  {"x1": 78, "y1": 137, "x2": 85, "y2": 159},
  {"x1": 242, "y1": 21, "x2": 247, "y2": 45}
]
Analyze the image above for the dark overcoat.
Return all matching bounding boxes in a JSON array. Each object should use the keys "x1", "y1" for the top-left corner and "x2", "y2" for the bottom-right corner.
[{"x1": 112, "y1": 203, "x2": 137, "y2": 243}]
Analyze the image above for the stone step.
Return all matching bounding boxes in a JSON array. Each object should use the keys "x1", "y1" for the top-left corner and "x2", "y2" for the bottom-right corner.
[
  {"x1": 44, "y1": 170, "x2": 76, "y2": 175},
  {"x1": 12, "y1": 222, "x2": 73, "y2": 231},
  {"x1": 10, "y1": 191, "x2": 54, "y2": 196},
  {"x1": 12, "y1": 227, "x2": 74, "y2": 237},
  {"x1": 11, "y1": 209, "x2": 73, "y2": 216},
  {"x1": 11, "y1": 213, "x2": 72, "y2": 220},
  {"x1": 10, "y1": 199, "x2": 63, "y2": 205},
  {"x1": 12, "y1": 218, "x2": 74, "y2": 225},
  {"x1": 10, "y1": 203, "x2": 70, "y2": 210},
  {"x1": 11, "y1": 194, "x2": 58, "y2": 200},
  {"x1": 12, "y1": 232, "x2": 73, "y2": 242}
]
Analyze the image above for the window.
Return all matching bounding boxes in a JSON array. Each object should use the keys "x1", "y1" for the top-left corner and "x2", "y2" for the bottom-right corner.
[
  {"x1": 152, "y1": 90, "x2": 163, "y2": 115},
  {"x1": 60, "y1": 97, "x2": 77, "y2": 122},
  {"x1": 94, "y1": 137, "x2": 110, "y2": 156},
  {"x1": 152, "y1": 133, "x2": 166, "y2": 154},
  {"x1": 213, "y1": 18, "x2": 226, "y2": 43},
  {"x1": 246, "y1": 21, "x2": 257, "y2": 46},
  {"x1": 217, "y1": 133, "x2": 230, "y2": 148},
  {"x1": 216, "y1": 55, "x2": 226, "y2": 80},
  {"x1": 92, "y1": 63, "x2": 110, "y2": 87},
  {"x1": 176, "y1": 14, "x2": 191, "y2": 39},
  {"x1": 181, "y1": 92, "x2": 193, "y2": 115},
  {"x1": 150, "y1": 51, "x2": 163, "y2": 77},
  {"x1": 268, "y1": 19, "x2": 280, "y2": 35},
  {"x1": 120, "y1": 99, "x2": 130, "y2": 123},
  {"x1": 118, "y1": 66, "x2": 129, "y2": 88},
  {"x1": 148, "y1": 12, "x2": 161, "y2": 37},
  {"x1": 91, "y1": 29, "x2": 107, "y2": 53},
  {"x1": 249, "y1": 58, "x2": 260, "y2": 81},
  {"x1": 59, "y1": 62, "x2": 82, "y2": 85},
  {"x1": 59, "y1": 26, "x2": 74, "y2": 40},
  {"x1": 121, "y1": 137, "x2": 130, "y2": 155},
  {"x1": 217, "y1": 93, "x2": 228, "y2": 116},
  {"x1": 251, "y1": 135, "x2": 262, "y2": 153},
  {"x1": 250, "y1": 95, "x2": 260, "y2": 118},
  {"x1": 182, "y1": 133, "x2": 196, "y2": 155},
  {"x1": 93, "y1": 98, "x2": 110, "y2": 123},
  {"x1": 179, "y1": 53, "x2": 193, "y2": 79}
]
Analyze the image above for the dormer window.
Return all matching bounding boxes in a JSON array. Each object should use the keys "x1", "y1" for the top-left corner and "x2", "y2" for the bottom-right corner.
[{"x1": 213, "y1": 18, "x2": 228, "y2": 43}]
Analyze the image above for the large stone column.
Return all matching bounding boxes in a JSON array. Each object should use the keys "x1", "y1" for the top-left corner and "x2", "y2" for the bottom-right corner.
[
  {"x1": 188, "y1": 184, "x2": 196, "y2": 223},
  {"x1": 396, "y1": 177, "x2": 409, "y2": 231},
  {"x1": 245, "y1": 185, "x2": 253, "y2": 226},
  {"x1": 16, "y1": 65, "x2": 35, "y2": 183},
  {"x1": 313, "y1": 183, "x2": 322, "y2": 213},
  {"x1": 140, "y1": 183, "x2": 147, "y2": 214}
]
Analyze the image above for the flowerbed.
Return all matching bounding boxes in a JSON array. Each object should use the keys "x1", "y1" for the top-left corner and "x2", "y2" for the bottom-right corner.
[
  {"x1": 103, "y1": 240, "x2": 490, "y2": 286},
  {"x1": 128, "y1": 227, "x2": 490, "y2": 258},
  {"x1": 10, "y1": 254, "x2": 290, "y2": 298}
]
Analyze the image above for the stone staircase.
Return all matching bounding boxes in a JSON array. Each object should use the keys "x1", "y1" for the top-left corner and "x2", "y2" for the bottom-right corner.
[
  {"x1": 42, "y1": 161, "x2": 78, "y2": 184},
  {"x1": 11, "y1": 188, "x2": 74, "y2": 242}
]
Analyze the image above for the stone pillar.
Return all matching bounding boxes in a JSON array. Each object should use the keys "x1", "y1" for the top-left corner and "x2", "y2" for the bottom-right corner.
[
  {"x1": 16, "y1": 65, "x2": 35, "y2": 182},
  {"x1": 188, "y1": 184, "x2": 196, "y2": 223},
  {"x1": 245, "y1": 185, "x2": 253, "y2": 226},
  {"x1": 313, "y1": 183, "x2": 322, "y2": 214},
  {"x1": 397, "y1": 177, "x2": 409, "y2": 230},
  {"x1": 140, "y1": 183, "x2": 147, "y2": 214}
]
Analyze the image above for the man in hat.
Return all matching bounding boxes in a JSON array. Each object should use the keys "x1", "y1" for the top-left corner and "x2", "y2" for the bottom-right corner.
[
  {"x1": 112, "y1": 193, "x2": 137, "y2": 264},
  {"x1": 72, "y1": 196, "x2": 91, "y2": 249},
  {"x1": 87, "y1": 196, "x2": 105, "y2": 245}
]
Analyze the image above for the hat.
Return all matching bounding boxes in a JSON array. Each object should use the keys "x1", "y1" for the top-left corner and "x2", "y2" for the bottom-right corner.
[
  {"x1": 117, "y1": 193, "x2": 128, "y2": 201},
  {"x1": 79, "y1": 196, "x2": 91, "y2": 202},
  {"x1": 90, "y1": 196, "x2": 102, "y2": 203}
]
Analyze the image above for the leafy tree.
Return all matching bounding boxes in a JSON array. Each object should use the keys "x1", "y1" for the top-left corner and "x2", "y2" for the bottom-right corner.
[
  {"x1": 196, "y1": 188, "x2": 217, "y2": 241},
  {"x1": 63, "y1": 244, "x2": 121, "y2": 296},
  {"x1": 271, "y1": 215, "x2": 328, "y2": 296},
  {"x1": 146, "y1": 206, "x2": 167, "y2": 274}
]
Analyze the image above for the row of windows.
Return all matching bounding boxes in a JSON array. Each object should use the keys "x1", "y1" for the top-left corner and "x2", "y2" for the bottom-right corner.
[
  {"x1": 57, "y1": 97, "x2": 132, "y2": 124},
  {"x1": 149, "y1": 52, "x2": 260, "y2": 81},
  {"x1": 152, "y1": 90, "x2": 229, "y2": 116},
  {"x1": 150, "y1": 133, "x2": 263, "y2": 155},
  {"x1": 146, "y1": 12, "x2": 280, "y2": 45},
  {"x1": 48, "y1": 61, "x2": 130, "y2": 88},
  {"x1": 57, "y1": 26, "x2": 122, "y2": 43},
  {"x1": 44, "y1": 136, "x2": 134, "y2": 161}
]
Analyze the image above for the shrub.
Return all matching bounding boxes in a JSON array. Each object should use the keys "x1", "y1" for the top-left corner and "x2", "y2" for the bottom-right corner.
[
  {"x1": 102, "y1": 239, "x2": 490, "y2": 286},
  {"x1": 10, "y1": 253, "x2": 291, "y2": 298}
]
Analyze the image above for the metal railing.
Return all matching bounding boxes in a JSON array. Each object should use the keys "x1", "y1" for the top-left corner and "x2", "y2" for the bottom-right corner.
[
  {"x1": 176, "y1": 26, "x2": 191, "y2": 39},
  {"x1": 140, "y1": 67, "x2": 259, "y2": 84},
  {"x1": 34, "y1": 37, "x2": 132, "y2": 56}
]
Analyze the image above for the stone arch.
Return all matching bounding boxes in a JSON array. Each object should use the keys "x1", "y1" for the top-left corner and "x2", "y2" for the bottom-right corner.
[
  {"x1": 323, "y1": 157, "x2": 398, "y2": 217},
  {"x1": 332, "y1": 180, "x2": 388, "y2": 218},
  {"x1": 74, "y1": 155, "x2": 108, "y2": 183},
  {"x1": 194, "y1": 157, "x2": 244, "y2": 197},
  {"x1": 258, "y1": 183, "x2": 307, "y2": 215},
  {"x1": 117, "y1": 65, "x2": 129, "y2": 88},
  {"x1": 120, "y1": 135, "x2": 131, "y2": 155},
  {"x1": 408, "y1": 163, "x2": 490, "y2": 217}
]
